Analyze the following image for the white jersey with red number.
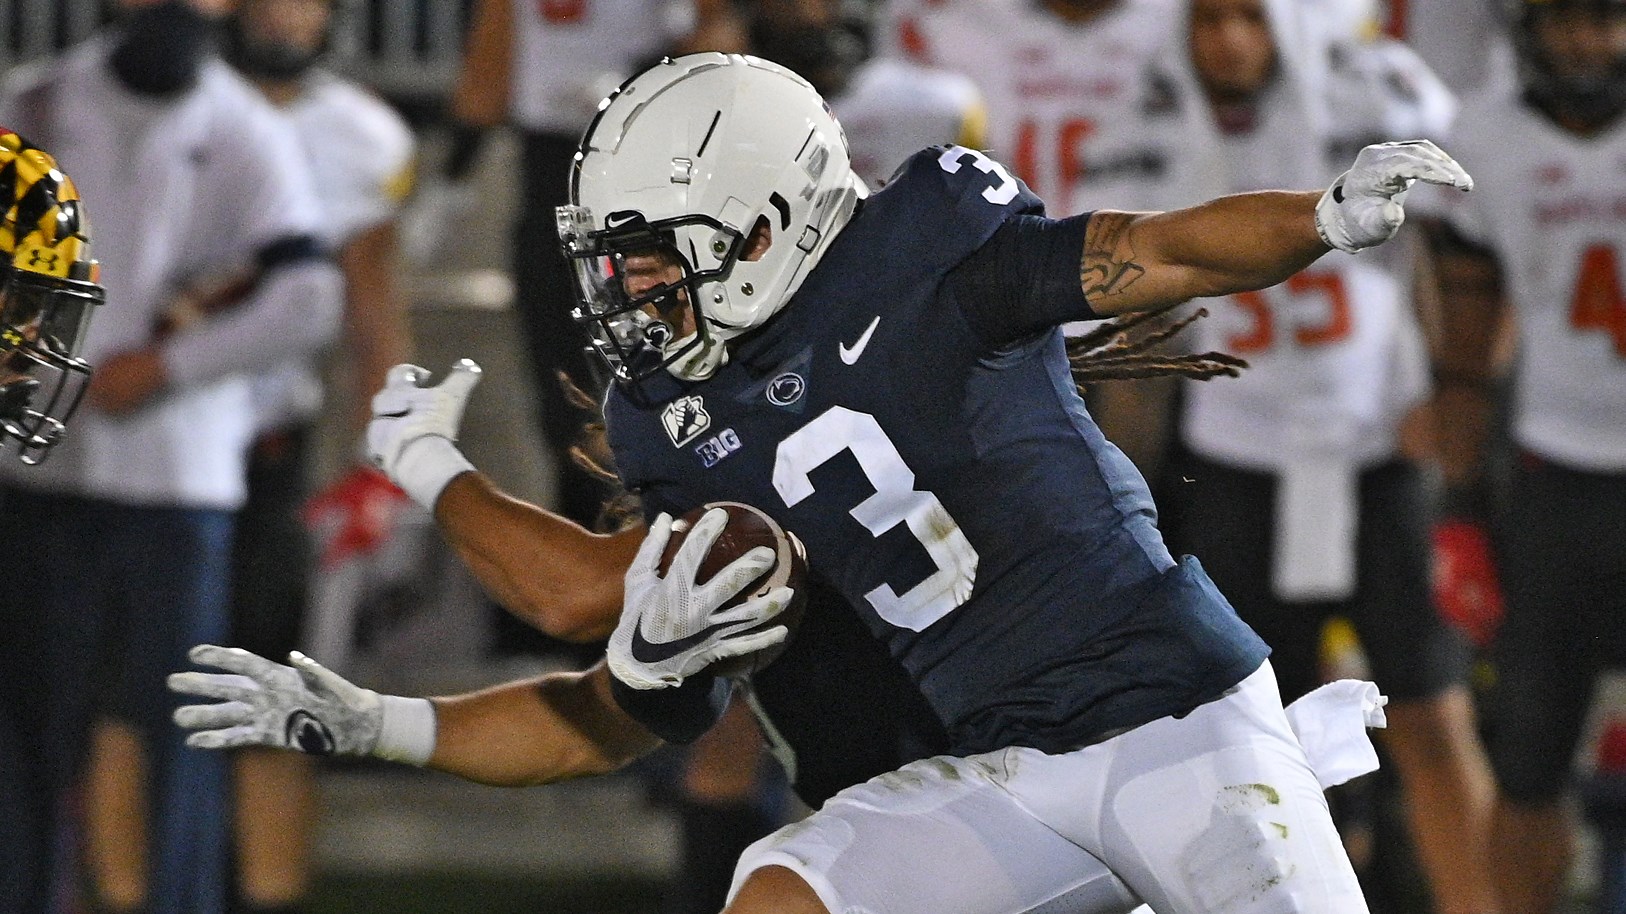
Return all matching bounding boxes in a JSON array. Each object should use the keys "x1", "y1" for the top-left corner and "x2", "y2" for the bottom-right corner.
[
  {"x1": 1177, "y1": 36, "x2": 1453, "y2": 470},
  {"x1": 510, "y1": 0, "x2": 689, "y2": 135},
  {"x1": 1434, "y1": 87, "x2": 1626, "y2": 472},
  {"x1": 833, "y1": 57, "x2": 983, "y2": 188},
  {"x1": 886, "y1": 0, "x2": 1177, "y2": 216}
]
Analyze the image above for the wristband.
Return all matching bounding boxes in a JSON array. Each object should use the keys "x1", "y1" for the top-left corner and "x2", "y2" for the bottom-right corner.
[
  {"x1": 392, "y1": 435, "x2": 475, "y2": 512},
  {"x1": 375, "y1": 695, "x2": 437, "y2": 766}
]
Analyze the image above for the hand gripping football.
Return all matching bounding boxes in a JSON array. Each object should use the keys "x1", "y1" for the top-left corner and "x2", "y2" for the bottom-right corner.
[{"x1": 660, "y1": 502, "x2": 809, "y2": 677}]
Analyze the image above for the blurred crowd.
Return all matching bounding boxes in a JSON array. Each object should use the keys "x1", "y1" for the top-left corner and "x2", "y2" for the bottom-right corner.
[{"x1": 0, "y1": 1, "x2": 1622, "y2": 914}]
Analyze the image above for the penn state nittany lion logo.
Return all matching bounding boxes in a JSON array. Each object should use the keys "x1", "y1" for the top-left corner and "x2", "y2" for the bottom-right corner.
[
  {"x1": 661, "y1": 394, "x2": 711, "y2": 447},
  {"x1": 285, "y1": 710, "x2": 337, "y2": 755}
]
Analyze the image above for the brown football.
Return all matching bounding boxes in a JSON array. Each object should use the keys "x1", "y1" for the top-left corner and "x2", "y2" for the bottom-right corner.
[{"x1": 658, "y1": 502, "x2": 809, "y2": 678}]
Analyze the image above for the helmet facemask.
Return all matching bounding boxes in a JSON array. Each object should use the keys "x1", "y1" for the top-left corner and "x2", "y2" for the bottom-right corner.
[
  {"x1": 0, "y1": 264, "x2": 102, "y2": 463},
  {"x1": 558, "y1": 205, "x2": 748, "y2": 387},
  {"x1": 0, "y1": 133, "x2": 105, "y2": 464}
]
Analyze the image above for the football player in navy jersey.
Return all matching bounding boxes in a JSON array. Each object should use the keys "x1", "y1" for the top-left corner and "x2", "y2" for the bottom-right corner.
[
  {"x1": 360, "y1": 53, "x2": 1467, "y2": 914},
  {"x1": 189, "y1": 52, "x2": 1466, "y2": 914}
]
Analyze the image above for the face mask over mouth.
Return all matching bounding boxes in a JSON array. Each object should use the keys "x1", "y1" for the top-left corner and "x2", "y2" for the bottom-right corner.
[{"x1": 109, "y1": 1, "x2": 221, "y2": 97}]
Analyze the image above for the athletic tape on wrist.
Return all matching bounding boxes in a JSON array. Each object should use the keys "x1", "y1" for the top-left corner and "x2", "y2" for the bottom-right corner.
[
  {"x1": 394, "y1": 435, "x2": 474, "y2": 511},
  {"x1": 375, "y1": 695, "x2": 437, "y2": 766}
]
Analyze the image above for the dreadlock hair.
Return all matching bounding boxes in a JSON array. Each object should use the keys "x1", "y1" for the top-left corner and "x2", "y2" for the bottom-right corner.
[
  {"x1": 1065, "y1": 307, "x2": 1248, "y2": 387},
  {"x1": 557, "y1": 370, "x2": 645, "y2": 533}
]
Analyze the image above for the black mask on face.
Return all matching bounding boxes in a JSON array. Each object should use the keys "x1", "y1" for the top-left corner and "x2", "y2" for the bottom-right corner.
[
  {"x1": 225, "y1": 17, "x2": 324, "y2": 82},
  {"x1": 750, "y1": 20, "x2": 866, "y2": 99},
  {"x1": 109, "y1": 1, "x2": 220, "y2": 97}
]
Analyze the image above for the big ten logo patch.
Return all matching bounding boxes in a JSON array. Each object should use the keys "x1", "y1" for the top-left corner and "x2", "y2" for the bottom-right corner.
[
  {"x1": 662, "y1": 394, "x2": 711, "y2": 447},
  {"x1": 695, "y1": 429, "x2": 742, "y2": 468}
]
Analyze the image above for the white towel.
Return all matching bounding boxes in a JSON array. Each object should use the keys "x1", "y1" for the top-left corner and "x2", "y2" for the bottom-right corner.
[{"x1": 1284, "y1": 679, "x2": 1389, "y2": 789}]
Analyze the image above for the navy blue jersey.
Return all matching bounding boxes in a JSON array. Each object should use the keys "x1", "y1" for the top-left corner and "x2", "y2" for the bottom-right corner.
[
  {"x1": 607, "y1": 146, "x2": 1268, "y2": 755},
  {"x1": 749, "y1": 581, "x2": 949, "y2": 807}
]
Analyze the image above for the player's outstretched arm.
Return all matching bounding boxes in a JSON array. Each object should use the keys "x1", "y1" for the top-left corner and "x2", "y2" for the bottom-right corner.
[
  {"x1": 366, "y1": 358, "x2": 642, "y2": 640},
  {"x1": 170, "y1": 646, "x2": 660, "y2": 787},
  {"x1": 436, "y1": 472, "x2": 644, "y2": 641},
  {"x1": 1081, "y1": 140, "x2": 1473, "y2": 316}
]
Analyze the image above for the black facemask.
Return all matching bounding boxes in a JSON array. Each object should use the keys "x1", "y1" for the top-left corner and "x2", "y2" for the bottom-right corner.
[
  {"x1": 225, "y1": 18, "x2": 324, "y2": 82},
  {"x1": 109, "y1": 1, "x2": 220, "y2": 97}
]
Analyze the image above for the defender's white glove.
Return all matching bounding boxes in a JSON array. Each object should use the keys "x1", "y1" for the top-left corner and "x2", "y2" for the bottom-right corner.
[
  {"x1": 168, "y1": 645, "x2": 436, "y2": 765},
  {"x1": 608, "y1": 510, "x2": 794, "y2": 690},
  {"x1": 366, "y1": 360, "x2": 481, "y2": 511},
  {"x1": 1315, "y1": 140, "x2": 1473, "y2": 253}
]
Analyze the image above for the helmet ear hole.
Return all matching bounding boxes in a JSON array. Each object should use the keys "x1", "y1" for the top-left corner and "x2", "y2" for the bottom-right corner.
[{"x1": 743, "y1": 215, "x2": 774, "y2": 263}]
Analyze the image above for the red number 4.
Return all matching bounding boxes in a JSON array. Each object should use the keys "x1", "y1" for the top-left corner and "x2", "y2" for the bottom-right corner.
[{"x1": 1570, "y1": 243, "x2": 1626, "y2": 358}]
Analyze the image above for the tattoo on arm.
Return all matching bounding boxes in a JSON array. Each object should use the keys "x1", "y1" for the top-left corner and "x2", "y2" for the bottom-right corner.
[{"x1": 1080, "y1": 212, "x2": 1147, "y2": 302}]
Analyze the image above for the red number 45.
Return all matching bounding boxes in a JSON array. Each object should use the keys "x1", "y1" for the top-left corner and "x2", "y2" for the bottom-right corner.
[{"x1": 1570, "y1": 243, "x2": 1626, "y2": 358}]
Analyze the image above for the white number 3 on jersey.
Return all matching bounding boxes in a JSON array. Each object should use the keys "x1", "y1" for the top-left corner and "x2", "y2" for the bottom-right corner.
[{"x1": 937, "y1": 146, "x2": 1019, "y2": 206}]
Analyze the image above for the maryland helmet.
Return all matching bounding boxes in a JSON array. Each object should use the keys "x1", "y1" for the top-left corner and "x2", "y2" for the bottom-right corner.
[
  {"x1": 559, "y1": 53, "x2": 867, "y2": 387},
  {"x1": 0, "y1": 129, "x2": 105, "y2": 463}
]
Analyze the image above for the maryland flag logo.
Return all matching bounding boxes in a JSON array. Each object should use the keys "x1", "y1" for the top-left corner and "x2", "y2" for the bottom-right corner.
[{"x1": 0, "y1": 129, "x2": 91, "y2": 280}]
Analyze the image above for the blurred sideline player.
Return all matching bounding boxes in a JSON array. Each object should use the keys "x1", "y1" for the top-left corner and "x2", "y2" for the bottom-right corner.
[
  {"x1": 1092, "y1": 0, "x2": 1501, "y2": 911},
  {"x1": 79, "y1": 0, "x2": 414, "y2": 904},
  {"x1": 719, "y1": 0, "x2": 986, "y2": 187},
  {"x1": 79, "y1": 1, "x2": 416, "y2": 910},
  {"x1": 359, "y1": 54, "x2": 1471, "y2": 914},
  {"x1": 1420, "y1": 0, "x2": 1626, "y2": 910},
  {"x1": 0, "y1": 131, "x2": 104, "y2": 466},
  {"x1": 0, "y1": 1, "x2": 342, "y2": 912},
  {"x1": 884, "y1": 0, "x2": 1177, "y2": 216}
]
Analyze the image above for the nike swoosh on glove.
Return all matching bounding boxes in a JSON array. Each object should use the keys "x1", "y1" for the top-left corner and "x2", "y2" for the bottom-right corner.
[
  {"x1": 608, "y1": 510, "x2": 793, "y2": 690},
  {"x1": 1315, "y1": 140, "x2": 1473, "y2": 253}
]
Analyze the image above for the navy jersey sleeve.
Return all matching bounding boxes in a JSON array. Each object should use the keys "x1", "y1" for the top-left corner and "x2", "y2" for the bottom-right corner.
[{"x1": 947, "y1": 212, "x2": 1102, "y2": 348}]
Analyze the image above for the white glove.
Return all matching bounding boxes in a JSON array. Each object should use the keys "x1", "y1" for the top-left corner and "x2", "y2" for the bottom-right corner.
[
  {"x1": 366, "y1": 360, "x2": 481, "y2": 510},
  {"x1": 1315, "y1": 140, "x2": 1473, "y2": 253},
  {"x1": 168, "y1": 644, "x2": 436, "y2": 765},
  {"x1": 608, "y1": 509, "x2": 794, "y2": 690}
]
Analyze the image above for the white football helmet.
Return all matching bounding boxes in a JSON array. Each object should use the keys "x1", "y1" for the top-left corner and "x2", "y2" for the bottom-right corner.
[{"x1": 558, "y1": 53, "x2": 868, "y2": 386}]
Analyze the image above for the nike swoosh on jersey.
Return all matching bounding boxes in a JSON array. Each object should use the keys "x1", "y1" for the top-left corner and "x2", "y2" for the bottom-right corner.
[
  {"x1": 838, "y1": 315, "x2": 881, "y2": 365},
  {"x1": 628, "y1": 620, "x2": 733, "y2": 665},
  {"x1": 376, "y1": 409, "x2": 410, "y2": 419}
]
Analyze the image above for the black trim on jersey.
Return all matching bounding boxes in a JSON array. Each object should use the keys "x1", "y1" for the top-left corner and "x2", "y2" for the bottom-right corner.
[
  {"x1": 255, "y1": 234, "x2": 328, "y2": 271},
  {"x1": 948, "y1": 212, "x2": 1099, "y2": 349}
]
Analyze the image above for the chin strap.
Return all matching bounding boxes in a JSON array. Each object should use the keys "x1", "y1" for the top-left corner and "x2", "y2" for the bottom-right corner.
[{"x1": 665, "y1": 331, "x2": 730, "y2": 381}]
